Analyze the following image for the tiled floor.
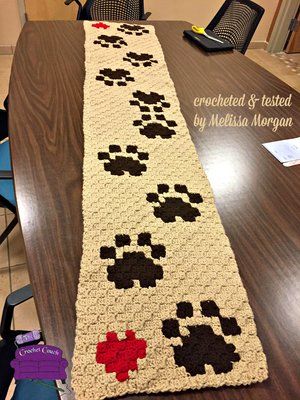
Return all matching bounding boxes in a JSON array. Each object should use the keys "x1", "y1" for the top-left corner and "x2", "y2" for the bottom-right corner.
[
  {"x1": 0, "y1": 49, "x2": 299, "y2": 398},
  {"x1": 246, "y1": 50, "x2": 300, "y2": 92}
]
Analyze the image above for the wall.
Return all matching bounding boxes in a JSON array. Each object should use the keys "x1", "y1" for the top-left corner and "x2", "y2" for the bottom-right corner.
[
  {"x1": 24, "y1": 0, "x2": 77, "y2": 21},
  {"x1": 0, "y1": 0, "x2": 22, "y2": 48},
  {"x1": 145, "y1": 0, "x2": 280, "y2": 43},
  {"x1": 255, "y1": 0, "x2": 281, "y2": 42}
]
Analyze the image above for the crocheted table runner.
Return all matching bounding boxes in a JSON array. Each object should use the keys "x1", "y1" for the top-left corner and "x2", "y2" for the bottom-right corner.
[{"x1": 72, "y1": 21, "x2": 268, "y2": 399}]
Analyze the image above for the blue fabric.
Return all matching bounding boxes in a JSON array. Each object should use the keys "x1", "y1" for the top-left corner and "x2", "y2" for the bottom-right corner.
[
  {"x1": 11, "y1": 379, "x2": 59, "y2": 400},
  {"x1": 0, "y1": 140, "x2": 16, "y2": 207}
]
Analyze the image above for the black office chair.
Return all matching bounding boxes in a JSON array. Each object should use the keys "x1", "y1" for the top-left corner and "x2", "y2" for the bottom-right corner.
[
  {"x1": 4, "y1": 96, "x2": 9, "y2": 112},
  {"x1": 0, "y1": 95, "x2": 9, "y2": 143},
  {"x1": 0, "y1": 108, "x2": 8, "y2": 143},
  {"x1": 0, "y1": 285, "x2": 40, "y2": 400},
  {"x1": 0, "y1": 110, "x2": 18, "y2": 246},
  {"x1": 207, "y1": 0, "x2": 265, "y2": 54},
  {"x1": 65, "y1": 0, "x2": 151, "y2": 21}
]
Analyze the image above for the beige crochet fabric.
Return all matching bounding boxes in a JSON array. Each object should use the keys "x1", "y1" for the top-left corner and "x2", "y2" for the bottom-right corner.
[{"x1": 72, "y1": 21, "x2": 268, "y2": 399}]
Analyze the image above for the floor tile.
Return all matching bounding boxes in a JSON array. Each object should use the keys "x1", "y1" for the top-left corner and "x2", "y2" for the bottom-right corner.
[
  {"x1": 0, "y1": 45, "x2": 13, "y2": 55},
  {"x1": 11, "y1": 264, "x2": 40, "y2": 331},
  {"x1": 0, "y1": 268, "x2": 11, "y2": 338},
  {"x1": 0, "y1": 214, "x2": 9, "y2": 269},
  {"x1": 7, "y1": 214, "x2": 27, "y2": 267}
]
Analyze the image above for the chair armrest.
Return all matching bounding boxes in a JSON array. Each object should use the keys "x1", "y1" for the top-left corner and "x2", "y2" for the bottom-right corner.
[
  {"x1": 65, "y1": 0, "x2": 82, "y2": 20},
  {"x1": 0, "y1": 170, "x2": 13, "y2": 179},
  {"x1": 141, "y1": 11, "x2": 151, "y2": 20},
  {"x1": 0, "y1": 285, "x2": 33, "y2": 338},
  {"x1": 4, "y1": 95, "x2": 9, "y2": 111},
  {"x1": 64, "y1": 0, "x2": 82, "y2": 6}
]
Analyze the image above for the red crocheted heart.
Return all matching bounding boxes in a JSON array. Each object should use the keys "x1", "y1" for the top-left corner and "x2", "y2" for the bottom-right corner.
[
  {"x1": 92, "y1": 22, "x2": 110, "y2": 29},
  {"x1": 96, "y1": 330, "x2": 147, "y2": 382}
]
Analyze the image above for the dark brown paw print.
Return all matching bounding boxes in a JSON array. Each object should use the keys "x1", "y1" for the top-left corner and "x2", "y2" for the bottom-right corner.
[
  {"x1": 130, "y1": 91, "x2": 177, "y2": 139},
  {"x1": 147, "y1": 184, "x2": 203, "y2": 223},
  {"x1": 130, "y1": 91, "x2": 171, "y2": 112},
  {"x1": 123, "y1": 52, "x2": 158, "y2": 67},
  {"x1": 93, "y1": 35, "x2": 127, "y2": 48},
  {"x1": 117, "y1": 24, "x2": 149, "y2": 36},
  {"x1": 133, "y1": 121, "x2": 177, "y2": 139},
  {"x1": 100, "y1": 233, "x2": 166, "y2": 289},
  {"x1": 98, "y1": 145, "x2": 148, "y2": 176},
  {"x1": 162, "y1": 301, "x2": 241, "y2": 375},
  {"x1": 96, "y1": 68, "x2": 134, "y2": 86}
]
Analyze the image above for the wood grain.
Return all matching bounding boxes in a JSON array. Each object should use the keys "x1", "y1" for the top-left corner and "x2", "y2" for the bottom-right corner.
[{"x1": 9, "y1": 21, "x2": 300, "y2": 399}]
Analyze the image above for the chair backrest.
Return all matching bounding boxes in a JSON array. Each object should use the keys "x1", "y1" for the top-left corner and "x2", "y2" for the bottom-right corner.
[
  {"x1": 80, "y1": 0, "x2": 145, "y2": 20},
  {"x1": 207, "y1": 0, "x2": 265, "y2": 54}
]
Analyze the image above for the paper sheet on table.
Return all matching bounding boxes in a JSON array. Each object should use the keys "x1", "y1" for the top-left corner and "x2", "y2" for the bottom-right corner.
[{"x1": 263, "y1": 137, "x2": 300, "y2": 166}]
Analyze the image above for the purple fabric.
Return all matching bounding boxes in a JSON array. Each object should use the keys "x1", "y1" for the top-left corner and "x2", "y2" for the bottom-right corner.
[{"x1": 10, "y1": 345, "x2": 68, "y2": 380}]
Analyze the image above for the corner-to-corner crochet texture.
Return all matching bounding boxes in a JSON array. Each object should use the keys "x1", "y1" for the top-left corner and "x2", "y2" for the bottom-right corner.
[{"x1": 72, "y1": 21, "x2": 268, "y2": 399}]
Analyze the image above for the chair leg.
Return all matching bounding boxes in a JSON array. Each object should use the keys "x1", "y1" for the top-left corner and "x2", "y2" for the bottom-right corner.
[
  {"x1": 3, "y1": 95, "x2": 9, "y2": 111},
  {"x1": 0, "y1": 216, "x2": 18, "y2": 245},
  {"x1": 141, "y1": 12, "x2": 151, "y2": 20}
]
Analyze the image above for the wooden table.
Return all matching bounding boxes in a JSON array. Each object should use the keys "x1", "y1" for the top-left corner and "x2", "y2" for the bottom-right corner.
[{"x1": 9, "y1": 21, "x2": 300, "y2": 399}]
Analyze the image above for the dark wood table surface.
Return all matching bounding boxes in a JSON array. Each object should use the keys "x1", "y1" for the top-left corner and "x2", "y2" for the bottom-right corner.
[{"x1": 9, "y1": 21, "x2": 300, "y2": 400}]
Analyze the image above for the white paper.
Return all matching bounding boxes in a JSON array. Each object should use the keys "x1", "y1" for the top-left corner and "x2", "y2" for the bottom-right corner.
[{"x1": 262, "y1": 137, "x2": 300, "y2": 164}]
